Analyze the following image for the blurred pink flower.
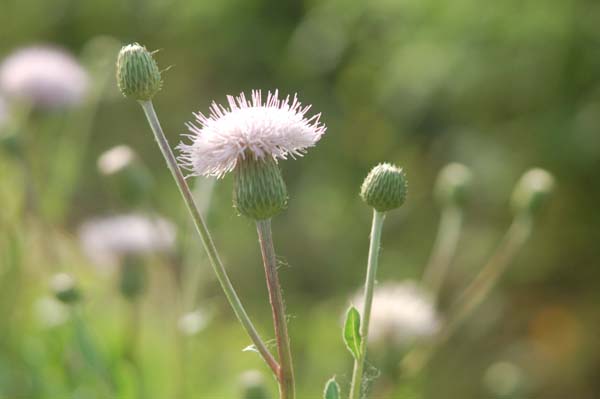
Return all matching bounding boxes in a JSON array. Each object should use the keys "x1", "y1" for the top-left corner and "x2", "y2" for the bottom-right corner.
[
  {"x1": 78, "y1": 213, "x2": 176, "y2": 270},
  {"x1": 0, "y1": 45, "x2": 89, "y2": 109},
  {"x1": 352, "y1": 280, "x2": 440, "y2": 348}
]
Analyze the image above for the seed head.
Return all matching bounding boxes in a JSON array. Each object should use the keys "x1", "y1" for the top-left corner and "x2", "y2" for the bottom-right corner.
[
  {"x1": 116, "y1": 43, "x2": 162, "y2": 101},
  {"x1": 360, "y1": 163, "x2": 408, "y2": 212},
  {"x1": 511, "y1": 168, "x2": 555, "y2": 215},
  {"x1": 434, "y1": 163, "x2": 472, "y2": 207}
]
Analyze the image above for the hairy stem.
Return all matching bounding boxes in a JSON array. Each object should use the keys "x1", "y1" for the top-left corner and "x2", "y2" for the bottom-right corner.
[
  {"x1": 349, "y1": 210, "x2": 386, "y2": 399},
  {"x1": 422, "y1": 205, "x2": 463, "y2": 302},
  {"x1": 256, "y1": 219, "x2": 295, "y2": 399},
  {"x1": 138, "y1": 100, "x2": 278, "y2": 376}
]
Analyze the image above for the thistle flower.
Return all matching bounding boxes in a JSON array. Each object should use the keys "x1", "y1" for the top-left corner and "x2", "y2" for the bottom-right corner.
[
  {"x1": 178, "y1": 90, "x2": 326, "y2": 178},
  {"x1": 352, "y1": 281, "x2": 440, "y2": 348},
  {"x1": 78, "y1": 213, "x2": 176, "y2": 269},
  {"x1": 0, "y1": 45, "x2": 89, "y2": 109},
  {"x1": 97, "y1": 145, "x2": 136, "y2": 175},
  {"x1": 179, "y1": 90, "x2": 326, "y2": 220}
]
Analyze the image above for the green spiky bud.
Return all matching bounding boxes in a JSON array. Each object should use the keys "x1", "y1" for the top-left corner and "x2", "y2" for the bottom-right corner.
[
  {"x1": 434, "y1": 163, "x2": 473, "y2": 207},
  {"x1": 360, "y1": 163, "x2": 408, "y2": 212},
  {"x1": 511, "y1": 168, "x2": 555, "y2": 215},
  {"x1": 116, "y1": 43, "x2": 162, "y2": 101},
  {"x1": 51, "y1": 273, "x2": 81, "y2": 304},
  {"x1": 233, "y1": 156, "x2": 288, "y2": 220}
]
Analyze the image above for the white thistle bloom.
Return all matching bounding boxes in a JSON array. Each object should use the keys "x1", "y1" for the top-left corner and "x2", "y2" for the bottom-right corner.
[
  {"x1": 178, "y1": 90, "x2": 326, "y2": 178},
  {"x1": 352, "y1": 280, "x2": 441, "y2": 348},
  {"x1": 97, "y1": 145, "x2": 136, "y2": 175},
  {"x1": 0, "y1": 45, "x2": 89, "y2": 109},
  {"x1": 78, "y1": 213, "x2": 176, "y2": 269}
]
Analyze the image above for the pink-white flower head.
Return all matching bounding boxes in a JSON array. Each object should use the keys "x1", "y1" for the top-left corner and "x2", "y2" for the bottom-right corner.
[
  {"x1": 178, "y1": 90, "x2": 326, "y2": 178},
  {"x1": 352, "y1": 280, "x2": 441, "y2": 348},
  {"x1": 0, "y1": 45, "x2": 89, "y2": 109},
  {"x1": 78, "y1": 213, "x2": 176, "y2": 271}
]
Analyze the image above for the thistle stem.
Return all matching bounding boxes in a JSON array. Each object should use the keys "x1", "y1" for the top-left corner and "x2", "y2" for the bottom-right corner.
[
  {"x1": 255, "y1": 219, "x2": 295, "y2": 399},
  {"x1": 446, "y1": 213, "x2": 532, "y2": 336},
  {"x1": 402, "y1": 213, "x2": 533, "y2": 373},
  {"x1": 349, "y1": 210, "x2": 386, "y2": 399},
  {"x1": 422, "y1": 205, "x2": 463, "y2": 303},
  {"x1": 138, "y1": 100, "x2": 279, "y2": 376}
]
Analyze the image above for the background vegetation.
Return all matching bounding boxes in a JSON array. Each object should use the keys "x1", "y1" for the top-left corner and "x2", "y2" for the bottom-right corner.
[{"x1": 1, "y1": 0, "x2": 599, "y2": 397}]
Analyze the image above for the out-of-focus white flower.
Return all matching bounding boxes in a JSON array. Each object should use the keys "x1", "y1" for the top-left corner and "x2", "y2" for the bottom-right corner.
[
  {"x1": 178, "y1": 309, "x2": 210, "y2": 336},
  {"x1": 35, "y1": 296, "x2": 69, "y2": 328},
  {"x1": 78, "y1": 213, "x2": 176, "y2": 269},
  {"x1": 178, "y1": 90, "x2": 326, "y2": 178},
  {"x1": 97, "y1": 145, "x2": 136, "y2": 175},
  {"x1": 352, "y1": 280, "x2": 440, "y2": 348},
  {"x1": 0, "y1": 45, "x2": 89, "y2": 109}
]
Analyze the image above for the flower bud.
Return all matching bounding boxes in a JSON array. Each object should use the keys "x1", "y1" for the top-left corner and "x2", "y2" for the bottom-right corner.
[
  {"x1": 50, "y1": 273, "x2": 81, "y2": 304},
  {"x1": 239, "y1": 370, "x2": 271, "y2": 399},
  {"x1": 116, "y1": 43, "x2": 162, "y2": 101},
  {"x1": 360, "y1": 163, "x2": 408, "y2": 212},
  {"x1": 434, "y1": 163, "x2": 472, "y2": 207},
  {"x1": 233, "y1": 156, "x2": 288, "y2": 220},
  {"x1": 511, "y1": 168, "x2": 555, "y2": 215},
  {"x1": 98, "y1": 145, "x2": 154, "y2": 206}
]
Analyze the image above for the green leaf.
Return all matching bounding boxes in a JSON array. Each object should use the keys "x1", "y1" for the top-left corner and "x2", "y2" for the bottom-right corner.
[
  {"x1": 323, "y1": 377, "x2": 341, "y2": 399},
  {"x1": 344, "y1": 306, "x2": 362, "y2": 360}
]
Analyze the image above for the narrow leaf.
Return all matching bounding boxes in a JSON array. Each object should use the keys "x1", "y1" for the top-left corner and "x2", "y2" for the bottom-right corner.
[
  {"x1": 323, "y1": 377, "x2": 341, "y2": 399},
  {"x1": 343, "y1": 306, "x2": 362, "y2": 360},
  {"x1": 242, "y1": 344, "x2": 258, "y2": 353}
]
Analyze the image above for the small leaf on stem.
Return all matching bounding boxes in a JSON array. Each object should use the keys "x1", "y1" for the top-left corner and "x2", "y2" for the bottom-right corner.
[
  {"x1": 344, "y1": 306, "x2": 362, "y2": 360},
  {"x1": 323, "y1": 377, "x2": 341, "y2": 399}
]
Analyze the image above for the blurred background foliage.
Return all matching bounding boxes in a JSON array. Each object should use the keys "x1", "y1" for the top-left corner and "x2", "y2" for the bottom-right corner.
[{"x1": 1, "y1": 0, "x2": 599, "y2": 397}]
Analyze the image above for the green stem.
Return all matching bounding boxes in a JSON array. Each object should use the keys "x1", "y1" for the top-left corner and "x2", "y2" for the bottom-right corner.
[
  {"x1": 402, "y1": 214, "x2": 533, "y2": 374},
  {"x1": 138, "y1": 100, "x2": 279, "y2": 376},
  {"x1": 422, "y1": 205, "x2": 463, "y2": 302},
  {"x1": 446, "y1": 213, "x2": 532, "y2": 335},
  {"x1": 255, "y1": 219, "x2": 295, "y2": 399},
  {"x1": 122, "y1": 299, "x2": 145, "y2": 399},
  {"x1": 70, "y1": 306, "x2": 117, "y2": 393},
  {"x1": 349, "y1": 210, "x2": 386, "y2": 399}
]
